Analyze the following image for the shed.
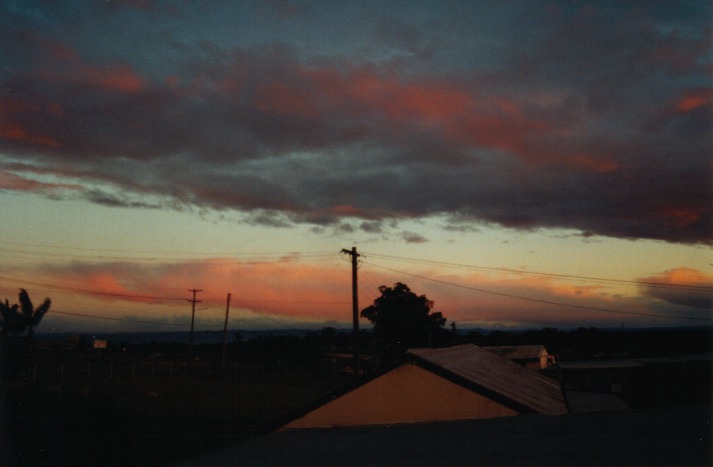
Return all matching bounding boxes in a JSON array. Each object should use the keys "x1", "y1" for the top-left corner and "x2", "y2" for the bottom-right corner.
[
  {"x1": 281, "y1": 344, "x2": 568, "y2": 429},
  {"x1": 483, "y1": 344, "x2": 556, "y2": 370}
]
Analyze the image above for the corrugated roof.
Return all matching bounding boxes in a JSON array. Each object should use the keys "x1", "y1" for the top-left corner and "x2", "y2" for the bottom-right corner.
[
  {"x1": 408, "y1": 345, "x2": 568, "y2": 415},
  {"x1": 482, "y1": 345, "x2": 546, "y2": 360}
]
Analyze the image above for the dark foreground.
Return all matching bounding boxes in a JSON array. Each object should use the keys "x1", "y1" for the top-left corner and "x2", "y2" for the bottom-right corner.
[
  {"x1": 1, "y1": 328, "x2": 711, "y2": 465},
  {"x1": 178, "y1": 403, "x2": 712, "y2": 466},
  {"x1": 0, "y1": 361, "x2": 351, "y2": 466}
]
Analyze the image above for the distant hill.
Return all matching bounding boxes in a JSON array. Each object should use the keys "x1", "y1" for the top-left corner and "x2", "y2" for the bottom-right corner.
[{"x1": 36, "y1": 325, "x2": 712, "y2": 346}]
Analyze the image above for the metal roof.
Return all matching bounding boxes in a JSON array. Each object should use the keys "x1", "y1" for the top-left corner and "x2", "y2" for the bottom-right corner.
[
  {"x1": 482, "y1": 345, "x2": 547, "y2": 360},
  {"x1": 408, "y1": 345, "x2": 568, "y2": 415}
]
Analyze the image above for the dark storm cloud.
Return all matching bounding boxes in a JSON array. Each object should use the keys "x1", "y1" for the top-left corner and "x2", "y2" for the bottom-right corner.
[
  {"x1": 82, "y1": 189, "x2": 163, "y2": 209},
  {"x1": 0, "y1": 1, "x2": 710, "y2": 243}
]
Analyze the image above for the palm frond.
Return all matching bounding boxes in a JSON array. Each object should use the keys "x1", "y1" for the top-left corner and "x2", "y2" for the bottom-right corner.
[
  {"x1": 18, "y1": 288, "x2": 34, "y2": 319},
  {"x1": 31, "y1": 298, "x2": 52, "y2": 327}
]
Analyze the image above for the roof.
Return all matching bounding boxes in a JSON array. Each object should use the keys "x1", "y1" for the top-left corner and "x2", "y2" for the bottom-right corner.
[
  {"x1": 482, "y1": 345, "x2": 547, "y2": 360},
  {"x1": 408, "y1": 345, "x2": 567, "y2": 415}
]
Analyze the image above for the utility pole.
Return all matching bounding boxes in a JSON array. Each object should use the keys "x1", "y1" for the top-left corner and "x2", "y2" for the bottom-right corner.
[
  {"x1": 341, "y1": 247, "x2": 360, "y2": 378},
  {"x1": 222, "y1": 292, "x2": 231, "y2": 366},
  {"x1": 188, "y1": 289, "x2": 202, "y2": 356}
]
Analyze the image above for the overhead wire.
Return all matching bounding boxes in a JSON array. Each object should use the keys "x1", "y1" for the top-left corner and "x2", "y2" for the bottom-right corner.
[
  {"x1": 50, "y1": 309, "x2": 186, "y2": 327},
  {"x1": 5, "y1": 249, "x2": 711, "y2": 331},
  {"x1": 361, "y1": 259, "x2": 713, "y2": 322},
  {"x1": 0, "y1": 276, "x2": 186, "y2": 301},
  {"x1": 362, "y1": 252, "x2": 713, "y2": 292},
  {"x1": 0, "y1": 241, "x2": 336, "y2": 263}
]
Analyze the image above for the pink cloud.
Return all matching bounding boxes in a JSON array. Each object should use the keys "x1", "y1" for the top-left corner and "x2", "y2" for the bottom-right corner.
[
  {"x1": 19, "y1": 34, "x2": 148, "y2": 94},
  {"x1": 43, "y1": 259, "x2": 353, "y2": 321},
  {"x1": 0, "y1": 171, "x2": 81, "y2": 192},
  {"x1": 77, "y1": 64, "x2": 147, "y2": 93},
  {"x1": 236, "y1": 63, "x2": 621, "y2": 173},
  {"x1": 20, "y1": 258, "x2": 704, "y2": 330},
  {"x1": 639, "y1": 268, "x2": 713, "y2": 309},
  {"x1": 674, "y1": 89, "x2": 712, "y2": 114},
  {"x1": 0, "y1": 97, "x2": 63, "y2": 149}
]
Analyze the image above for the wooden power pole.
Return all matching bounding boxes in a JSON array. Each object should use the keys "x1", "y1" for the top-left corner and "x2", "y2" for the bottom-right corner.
[
  {"x1": 222, "y1": 292, "x2": 231, "y2": 365},
  {"x1": 188, "y1": 288, "x2": 202, "y2": 356},
  {"x1": 341, "y1": 247, "x2": 361, "y2": 377}
]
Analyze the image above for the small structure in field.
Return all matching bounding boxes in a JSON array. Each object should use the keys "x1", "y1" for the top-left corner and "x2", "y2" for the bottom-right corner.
[{"x1": 482, "y1": 344, "x2": 556, "y2": 370}]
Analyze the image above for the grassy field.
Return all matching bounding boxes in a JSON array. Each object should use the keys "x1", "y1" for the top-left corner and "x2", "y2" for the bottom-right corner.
[{"x1": 3, "y1": 353, "x2": 352, "y2": 465}]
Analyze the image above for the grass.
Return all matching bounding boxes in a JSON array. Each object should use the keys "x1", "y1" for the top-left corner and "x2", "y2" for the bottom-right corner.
[{"x1": 3, "y1": 355, "x2": 352, "y2": 466}]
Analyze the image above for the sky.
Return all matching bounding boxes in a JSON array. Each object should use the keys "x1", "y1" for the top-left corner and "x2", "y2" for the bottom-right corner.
[{"x1": 0, "y1": 0, "x2": 711, "y2": 334}]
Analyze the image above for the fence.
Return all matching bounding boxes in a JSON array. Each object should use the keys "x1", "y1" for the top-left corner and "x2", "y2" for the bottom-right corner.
[{"x1": 18, "y1": 358, "x2": 243, "y2": 384}]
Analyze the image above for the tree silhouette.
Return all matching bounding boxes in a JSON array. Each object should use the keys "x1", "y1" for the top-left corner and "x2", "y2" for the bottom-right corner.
[
  {"x1": 18, "y1": 289, "x2": 51, "y2": 346},
  {"x1": 0, "y1": 299, "x2": 24, "y2": 337},
  {"x1": 361, "y1": 282, "x2": 447, "y2": 365},
  {"x1": 0, "y1": 289, "x2": 51, "y2": 347}
]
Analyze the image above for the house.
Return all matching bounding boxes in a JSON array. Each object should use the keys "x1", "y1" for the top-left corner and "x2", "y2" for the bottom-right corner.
[
  {"x1": 281, "y1": 344, "x2": 568, "y2": 429},
  {"x1": 482, "y1": 344, "x2": 556, "y2": 370}
]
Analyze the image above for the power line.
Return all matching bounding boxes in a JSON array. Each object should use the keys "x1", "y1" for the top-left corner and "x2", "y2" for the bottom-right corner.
[
  {"x1": 0, "y1": 242, "x2": 335, "y2": 261},
  {"x1": 361, "y1": 260, "x2": 713, "y2": 322},
  {"x1": 362, "y1": 252, "x2": 713, "y2": 292},
  {"x1": 0, "y1": 276, "x2": 186, "y2": 301},
  {"x1": 199, "y1": 304, "x2": 305, "y2": 330},
  {"x1": 1, "y1": 277, "x2": 348, "y2": 307},
  {"x1": 243, "y1": 298, "x2": 349, "y2": 305},
  {"x1": 50, "y1": 310, "x2": 185, "y2": 327}
]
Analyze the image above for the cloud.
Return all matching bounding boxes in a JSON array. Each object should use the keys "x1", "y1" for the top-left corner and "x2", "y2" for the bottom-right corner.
[
  {"x1": 40, "y1": 259, "x2": 354, "y2": 322},
  {"x1": 82, "y1": 189, "x2": 164, "y2": 209},
  {"x1": 400, "y1": 231, "x2": 429, "y2": 244},
  {"x1": 363, "y1": 268, "x2": 673, "y2": 329},
  {"x1": 11, "y1": 254, "x2": 704, "y2": 331},
  {"x1": 639, "y1": 268, "x2": 713, "y2": 309},
  {"x1": 0, "y1": 2, "x2": 710, "y2": 244},
  {"x1": 0, "y1": 169, "x2": 84, "y2": 194}
]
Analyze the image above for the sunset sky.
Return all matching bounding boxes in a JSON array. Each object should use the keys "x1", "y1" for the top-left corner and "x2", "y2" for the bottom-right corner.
[{"x1": 1, "y1": 0, "x2": 711, "y2": 334}]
